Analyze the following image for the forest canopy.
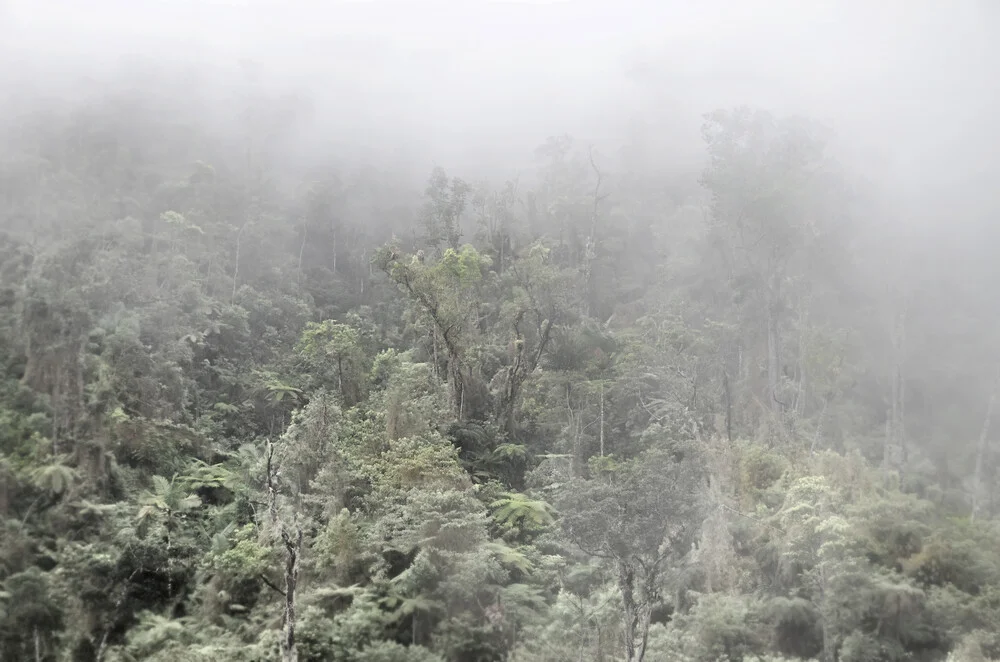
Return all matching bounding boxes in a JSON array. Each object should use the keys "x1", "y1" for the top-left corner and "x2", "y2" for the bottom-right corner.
[{"x1": 3, "y1": 4, "x2": 1000, "y2": 661}]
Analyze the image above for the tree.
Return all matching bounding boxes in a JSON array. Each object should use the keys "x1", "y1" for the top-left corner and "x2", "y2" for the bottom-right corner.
[
  {"x1": 777, "y1": 475, "x2": 870, "y2": 662},
  {"x1": 265, "y1": 438, "x2": 304, "y2": 662},
  {"x1": 557, "y1": 438, "x2": 707, "y2": 662},
  {"x1": 7, "y1": 59, "x2": 1000, "y2": 662},
  {"x1": 491, "y1": 242, "x2": 574, "y2": 434},
  {"x1": 136, "y1": 475, "x2": 201, "y2": 527},
  {"x1": 701, "y1": 108, "x2": 842, "y2": 431},
  {"x1": 376, "y1": 244, "x2": 492, "y2": 420},
  {"x1": 422, "y1": 167, "x2": 471, "y2": 253},
  {"x1": 298, "y1": 320, "x2": 365, "y2": 405}
]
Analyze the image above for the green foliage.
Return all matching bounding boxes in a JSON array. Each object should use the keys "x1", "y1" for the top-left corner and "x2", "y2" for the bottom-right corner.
[
  {"x1": 30, "y1": 458, "x2": 77, "y2": 497},
  {"x1": 422, "y1": 167, "x2": 471, "y2": 252},
  {"x1": 490, "y1": 493, "x2": 555, "y2": 536},
  {"x1": 674, "y1": 593, "x2": 766, "y2": 662},
  {"x1": 356, "y1": 641, "x2": 445, "y2": 662},
  {"x1": 3, "y1": 83, "x2": 1000, "y2": 662},
  {"x1": 136, "y1": 475, "x2": 202, "y2": 524},
  {"x1": 0, "y1": 567, "x2": 63, "y2": 657},
  {"x1": 209, "y1": 524, "x2": 273, "y2": 579},
  {"x1": 558, "y1": 440, "x2": 707, "y2": 562},
  {"x1": 298, "y1": 320, "x2": 366, "y2": 402}
]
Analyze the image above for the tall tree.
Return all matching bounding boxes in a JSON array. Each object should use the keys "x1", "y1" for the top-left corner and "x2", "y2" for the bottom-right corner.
[
  {"x1": 701, "y1": 107, "x2": 842, "y2": 434},
  {"x1": 557, "y1": 439, "x2": 707, "y2": 662}
]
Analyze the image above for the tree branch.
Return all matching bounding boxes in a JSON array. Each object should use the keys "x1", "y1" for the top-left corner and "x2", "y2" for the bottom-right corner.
[{"x1": 260, "y1": 573, "x2": 287, "y2": 597}]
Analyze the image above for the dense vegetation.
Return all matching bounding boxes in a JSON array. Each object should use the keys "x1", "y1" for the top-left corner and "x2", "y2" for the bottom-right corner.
[{"x1": 3, "y1": 69, "x2": 1000, "y2": 662}]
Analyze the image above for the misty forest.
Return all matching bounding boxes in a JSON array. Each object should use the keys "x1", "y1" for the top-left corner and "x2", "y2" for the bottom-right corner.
[{"x1": 3, "y1": 3, "x2": 1000, "y2": 662}]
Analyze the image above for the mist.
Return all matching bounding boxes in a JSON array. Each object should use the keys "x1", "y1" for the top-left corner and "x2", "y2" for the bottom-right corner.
[
  {"x1": 5, "y1": 3, "x2": 1000, "y2": 661},
  {"x1": 5, "y1": 1, "x2": 997, "y2": 194}
]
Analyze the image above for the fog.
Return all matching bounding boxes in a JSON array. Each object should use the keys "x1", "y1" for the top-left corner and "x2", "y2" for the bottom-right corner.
[
  {"x1": 7, "y1": 4, "x2": 1000, "y2": 659},
  {"x1": 4, "y1": 1, "x2": 998, "y2": 200}
]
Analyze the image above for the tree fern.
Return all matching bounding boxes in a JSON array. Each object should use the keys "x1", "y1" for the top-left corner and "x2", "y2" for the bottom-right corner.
[
  {"x1": 490, "y1": 492, "x2": 556, "y2": 531},
  {"x1": 484, "y1": 541, "x2": 534, "y2": 574},
  {"x1": 136, "y1": 474, "x2": 201, "y2": 523},
  {"x1": 30, "y1": 459, "x2": 77, "y2": 497}
]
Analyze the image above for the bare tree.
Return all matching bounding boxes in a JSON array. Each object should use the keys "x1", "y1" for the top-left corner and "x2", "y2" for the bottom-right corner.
[{"x1": 266, "y1": 440, "x2": 302, "y2": 662}]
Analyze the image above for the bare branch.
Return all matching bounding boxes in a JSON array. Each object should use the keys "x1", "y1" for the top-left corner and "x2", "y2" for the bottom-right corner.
[{"x1": 260, "y1": 573, "x2": 287, "y2": 597}]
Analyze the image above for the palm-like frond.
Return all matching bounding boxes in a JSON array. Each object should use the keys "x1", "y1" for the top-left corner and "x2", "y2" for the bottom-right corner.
[
  {"x1": 493, "y1": 443, "x2": 527, "y2": 460},
  {"x1": 72, "y1": 499, "x2": 117, "y2": 517},
  {"x1": 499, "y1": 582, "x2": 548, "y2": 616},
  {"x1": 490, "y1": 492, "x2": 556, "y2": 530},
  {"x1": 379, "y1": 593, "x2": 445, "y2": 619},
  {"x1": 312, "y1": 584, "x2": 364, "y2": 601},
  {"x1": 484, "y1": 541, "x2": 534, "y2": 574},
  {"x1": 265, "y1": 381, "x2": 303, "y2": 404},
  {"x1": 137, "y1": 474, "x2": 202, "y2": 521},
  {"x1": 182, "y1": 459, "x2": 240, "y2": 491},
  {"x1": 30, "y1": 460, "x2": 78, "y2": 496}
]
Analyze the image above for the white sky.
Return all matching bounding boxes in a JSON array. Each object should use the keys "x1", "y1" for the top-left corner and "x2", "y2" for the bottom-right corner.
[{"x1": 2, "y1": 0, "x2": 998, "y2": 208}]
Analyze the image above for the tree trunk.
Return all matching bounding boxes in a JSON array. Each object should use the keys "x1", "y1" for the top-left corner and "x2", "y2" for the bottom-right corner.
[
  {"x1": 449, "y1": 357, "x2": 465, "y2": 420},
  {"x1": 811, "y1": 399, "x2": 828, "y2": 454},
  {"x1": 599, "y1": 381, "x2": 605, "y2": 457},
  {"x1": 617, "y1": 561, "x2": 651, "y2": 662},
  {"x1": 266, "y1": 441, "x2": 301, "y2": 662},
  {"x1": 883, "y1": 412, "x2": 893, "y2": 487},
  {"x1": 886, "y1": 302, "x2": 907, "y2": 479},
  {"x1": 337, "y1": 356, "x2": 345, "y2": 403},
  {"x1": 280, "y1": 527, "x2": 302, "y2": 662},
  {"x1": 495, "y1": 318, "x2": 553, "y2": 436},
  {"x1": 723, "y1": 368, "x2": 734, "y2": 442},
  {"x1": 766, "y1": 273, "x2": 782, "y2": 416},
  {"x1": 567, "y1": 382, "x2": 584, "y2": 478},
  {"x1": 584, "y1": 148, "x2": 607, "y2": 319},
  {"x1": 231, "y1": 220, "x2": 249, "y2": 304},
  {"x1": 297, "y1": 224, "x2": 307, "y2": 279},
  {"x1": 432, "y1": 328, "x2": 439, "y2": 381},
  {"x1": 972, "y1": 364, "x2": 1000, "y2": 521},
  {"x1": 51, "y1": 371, "x2": 62, "y2": 456},
  {"x1": 794, "y1": 303, "x2": 809, "y2": 418},
  {"x1": 332, "y1": 225, "x2": 338, "y2": 274}
]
